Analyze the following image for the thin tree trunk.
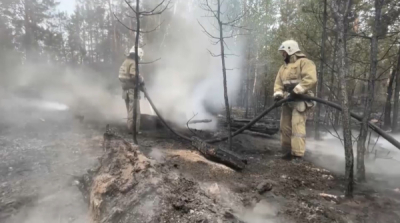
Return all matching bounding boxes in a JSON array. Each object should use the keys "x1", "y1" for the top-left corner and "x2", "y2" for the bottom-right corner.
[
  {"x1": 331, "y1": 0, "x2": 354, "y2": 198},
  {"x1": 314, "y1": 0, "x2": 327, "y2": 140},
  {"x1": 357, "y1": 0, "x2": 381, "y2": 182},
  {"x1": 384, "y1": 69, "x2": 395, "y2": 129},
  {"x1": 217, "y1": 0, "x2": 232, "y2": 149},
  {"x1": 329, "y1": 36, "x2": 338, "y2": 127},
  {"x1": 253, "y1": 73, "x2": 258, "y2": 116},
  {"x1": 334, "y1": 80, "x2": 341, "y2": 127},
  {"x1": 245, "y1": 75, "x2": 249, "y2": 118},
  {"x1": 238, "y1": 79, "x2": 244, "y2": 108},
  {"x1": 132, "y1": 0, "x2": 140, "y2": 144},
  {"x1": 245, "y1": 50, "x2": 251, "y2": 118},
  {"x1": 253, "y1": 49, "x2": 259, "y2": 116},
  {"x1": 23, "y1": 0, "x2": 33, "y2": 62},
  {"x1": 264, "y1": 76, "x2": 268, "y2": 109},
  {"x1": 392, "y1": 47, "x2": 400, "y2": 132}
]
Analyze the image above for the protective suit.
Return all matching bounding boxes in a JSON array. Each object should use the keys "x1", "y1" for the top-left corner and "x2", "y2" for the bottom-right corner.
[
  {"x1": 273, "y1": 40, "x2": 317, "y2": 159},
  {"x1": 119, "y1": 47, "x2": 144, "y2": 133}
]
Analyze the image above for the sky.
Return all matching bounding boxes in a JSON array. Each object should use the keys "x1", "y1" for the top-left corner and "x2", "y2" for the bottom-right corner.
[{"x1": 58, "y1": 0, "x2": 76, "y2": 14}]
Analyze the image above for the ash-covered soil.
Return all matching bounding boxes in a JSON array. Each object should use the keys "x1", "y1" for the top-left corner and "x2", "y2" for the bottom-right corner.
[
  {"x1": 1, "y1": 107, "x2": 400, "y2": 223},
  {"x1": 0, "y1": 108, "x2": 103, "y2": 223},
  {"x1": 80, "y1": 123, "x2": 400, "y2": 223}
]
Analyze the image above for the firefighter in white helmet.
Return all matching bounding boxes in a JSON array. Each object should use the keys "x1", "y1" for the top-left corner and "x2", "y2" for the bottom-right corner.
[
  {"x1": 118, "y1": 46, "x2": 145, "y2": 134},
  {"x1": 273, "y1": 40, "x2": 317, "y2": 161}
]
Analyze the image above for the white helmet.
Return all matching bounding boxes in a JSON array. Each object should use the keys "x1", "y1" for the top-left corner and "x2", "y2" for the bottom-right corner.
[
  {"x1": 278, "y1": 40, "x2": 301, "y2": 56},
  {"x1": 129, "y1": 46, "x2": 144, "y2": 59}
]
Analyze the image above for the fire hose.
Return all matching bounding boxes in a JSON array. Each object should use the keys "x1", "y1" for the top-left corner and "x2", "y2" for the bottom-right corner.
[{"x1": 142, "y1": 87, "x2": 400, "y2": 150}]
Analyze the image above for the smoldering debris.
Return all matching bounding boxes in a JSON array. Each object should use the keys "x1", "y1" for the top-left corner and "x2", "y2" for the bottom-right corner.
[{"x1": 82, "y1": 131, "x2": 249, "y2": 223}]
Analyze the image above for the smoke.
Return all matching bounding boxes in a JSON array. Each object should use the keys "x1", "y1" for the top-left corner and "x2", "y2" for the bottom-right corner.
[
  {"x1": 144, "y1": 0, "x2": 244, "y2": 130},
  {"x1": 201, "y1": 182, "x2": 281, "y2": 223},
  {"x1": 0, "y1": 62, "x2": 158, "y2": 126},
  {"x1": 307, "y1": 130, "x2": 400, "y2": 189},
  {"x1": 235, "y1": 200, "x2": 281, "y2": 223},
  {"x1": 149, "y1": 148, "x2": 165, "y2": 163},
  {"x1": 1, "y1": 0, "x2": 245, "y2": 131},
  {"x1": 5, "y1": 187, "x2": 89, "y2": 223}
]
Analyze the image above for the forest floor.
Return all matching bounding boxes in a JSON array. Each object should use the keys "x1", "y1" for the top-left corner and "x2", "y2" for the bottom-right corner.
[{"x1": 1, "y1": 105, "x2": 400, "y2": 223}]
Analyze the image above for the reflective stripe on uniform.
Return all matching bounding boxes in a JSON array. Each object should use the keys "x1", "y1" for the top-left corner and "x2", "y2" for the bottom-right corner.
[
  {"x1": 292, "y1": 133, "x2": 306, "y2": 138},
  {"x1": 282, "y1": 80, "x2": 300, "y2": 85},
  {"x1": 274, "y1": 91, "x2": 283, "y2": 97}
]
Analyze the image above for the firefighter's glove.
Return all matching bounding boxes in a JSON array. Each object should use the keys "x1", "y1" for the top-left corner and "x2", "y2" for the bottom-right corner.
[
  {"x1": 287, "y1": 92, "x2": 301, "y2": 101},
  {"x1": 274, "y1": 94, "x2": 283, "y2": 102}
]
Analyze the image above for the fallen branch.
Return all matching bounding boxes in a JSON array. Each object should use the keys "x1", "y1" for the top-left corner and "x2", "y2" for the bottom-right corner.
[
  {"x1": 241, "y1": 130, "x2": 273, "y2": 138},
  {"x1": 319, "y1": 193, "x2": 338, "y2": 202},
  {"x1": 188, "y1": 119, "x2": 213, "y2": 124},
  {"x1": 186, "y1": 113, "x2": 199, "y2": 137}
]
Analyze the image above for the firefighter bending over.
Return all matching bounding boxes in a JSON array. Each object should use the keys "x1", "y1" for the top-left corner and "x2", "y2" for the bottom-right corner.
[
  {"x1": 273, "y1": 40, "x2": 317, "y2": 161},
  {"x1": 119, "y1": 46, "x2": 145, "y2": 134}
]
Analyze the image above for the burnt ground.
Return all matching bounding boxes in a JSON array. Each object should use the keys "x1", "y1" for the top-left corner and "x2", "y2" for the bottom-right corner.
[
  {"x1": 1, "y1": 108, "x2": 400, "y2": 223},
  {"x1": 0, "y1": 108, "x2": 104, "y2": 223}
]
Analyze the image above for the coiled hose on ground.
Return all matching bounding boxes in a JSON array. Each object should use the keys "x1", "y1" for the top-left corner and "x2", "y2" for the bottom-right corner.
[{"x1": 142, "y1": 87, "x2": 400, "y2": 150}]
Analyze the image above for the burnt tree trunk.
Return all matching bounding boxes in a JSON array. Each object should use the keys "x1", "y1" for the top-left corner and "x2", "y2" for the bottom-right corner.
[
  {"x1": 314, "y1": 0, "x2": 327, "y2": 140},
  {"x1": 331, "y1": 0, "x2": 354, "y2": 198},
  {"x1": 218, "y1": 117, "x2": 279, "y2": 135},
  {"x1": 217, "y1": 0, "x2": 233, "y2": 150}
]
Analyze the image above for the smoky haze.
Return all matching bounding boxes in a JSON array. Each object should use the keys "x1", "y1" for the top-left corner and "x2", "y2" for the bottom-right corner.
[
  {"x1": 307, "y1": 130, "x2": 400, "y2": 189},
  {"x1": 0, "y1": 63, "x2": 128, "y2": 125},
  {"x1": 1, "y1": 0, "x2": 244, "y2": 131},
  {"x1": 143, "y1": 0, "x2": 244, "y2": 130}
]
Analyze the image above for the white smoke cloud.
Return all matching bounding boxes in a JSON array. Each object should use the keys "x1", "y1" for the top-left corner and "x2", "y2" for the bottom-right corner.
[
  {"x1": 144, "y1": 0, "x2": 244, "y2": 129},
  {"x1": 0, "y1": 0, "x2": 245, "y2": 130}
]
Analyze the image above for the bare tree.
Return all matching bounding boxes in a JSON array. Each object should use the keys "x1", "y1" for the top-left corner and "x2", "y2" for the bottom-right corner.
[
  {"x1": 330, "y1": 0, "x2": 354, "y2": 198},
  {"x1": 198, "y1": 0, "x2": 247, "y2": 149},
  {"x1": 115, "y1": 0, "x2": 170, "y2": 144},
  {"x1": 356, "y1": 0, "x2": 384, "y2": 182},
  {"x1": 392, "y1": 47, "x2": 400, "y2": 132},
  {"x1": 314, "y1": 0, "x2": 328, "y2": 140}
]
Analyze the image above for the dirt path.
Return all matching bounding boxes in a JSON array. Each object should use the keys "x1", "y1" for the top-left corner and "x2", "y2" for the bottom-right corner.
[{"x1": 0, "y1": 108, "x2": 103, "y2": 223}]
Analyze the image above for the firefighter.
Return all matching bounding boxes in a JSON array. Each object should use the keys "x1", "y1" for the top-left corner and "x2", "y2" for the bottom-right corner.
[
  {"x1": 119, "y1": 46, "x2": 145, "y2": 134},
  {"x1": 273, "y1": 40, "x2": 317, "y2": 161}
]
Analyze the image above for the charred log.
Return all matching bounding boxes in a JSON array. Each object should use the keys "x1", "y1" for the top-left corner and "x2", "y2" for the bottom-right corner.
[
  {"x1": 191, "y1": 137, "x2": 246, "y2": 171},
  {"x1": 241, "y1": 130, "x2": 273, "y2": 138},
  {"x1": 217, "y1": 117, "x2": 279, "y2": 135}
]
